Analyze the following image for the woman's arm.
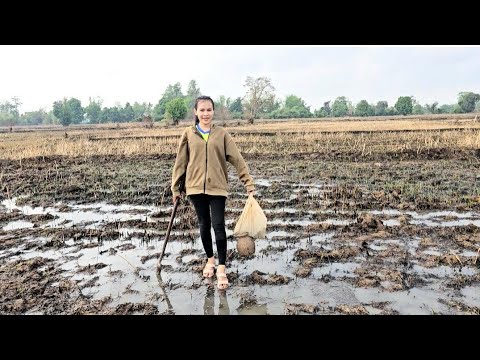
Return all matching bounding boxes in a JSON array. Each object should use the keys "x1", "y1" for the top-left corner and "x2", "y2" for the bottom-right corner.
[
  {"x1": 225, "y1": 132, "x2": 255, "y2": 193},
  {"x1": 171, "y1": 129, "x2": 189, "y2": 199}
]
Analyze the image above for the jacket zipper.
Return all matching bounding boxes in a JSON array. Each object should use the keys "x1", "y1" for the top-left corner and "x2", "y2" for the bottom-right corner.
[
  {"x1": 194, "y1": 126, "x2": 211, "y2": 194},
  {"x1": 204, "y1": 140, "x2": 208, "y2": 193}
]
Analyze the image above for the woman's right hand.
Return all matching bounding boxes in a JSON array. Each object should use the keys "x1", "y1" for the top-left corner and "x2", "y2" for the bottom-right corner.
[{"x1": 173, "y1": 194, "x2": 181, "y2": 204}]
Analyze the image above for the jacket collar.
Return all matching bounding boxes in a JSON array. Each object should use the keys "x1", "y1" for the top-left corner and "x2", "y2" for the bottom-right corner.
[{"x1": 192, "y1": 123, "x2": 216, "y2": 134}]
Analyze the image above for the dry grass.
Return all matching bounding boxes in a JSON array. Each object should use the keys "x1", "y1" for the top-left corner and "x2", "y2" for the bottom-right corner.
[
  {"x1": 1, "y1": 117, "x2": 480, "y2": 160},
  {"x1": 232, "y1": 118, "x2": 480, "y2": 133}
]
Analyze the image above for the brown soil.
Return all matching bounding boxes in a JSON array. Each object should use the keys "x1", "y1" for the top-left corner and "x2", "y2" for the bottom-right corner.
[{"x1": 1, "y1": 146, "x2": 479, "y2": 314}]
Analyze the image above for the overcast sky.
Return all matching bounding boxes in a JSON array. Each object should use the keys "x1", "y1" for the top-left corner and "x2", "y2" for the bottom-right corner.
[{"x1": 1, "y1": 45, "x2": 479, "y2": 113}]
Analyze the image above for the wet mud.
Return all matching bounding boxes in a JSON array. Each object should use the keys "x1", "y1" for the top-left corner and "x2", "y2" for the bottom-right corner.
[{"x1": 1, "y1": 147, "x2": 480, "y2": 315}]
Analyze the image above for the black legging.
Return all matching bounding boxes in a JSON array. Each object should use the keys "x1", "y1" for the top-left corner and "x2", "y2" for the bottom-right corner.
[{"x1": 189, "y1": 194, "x2": 227, "y2": 265}]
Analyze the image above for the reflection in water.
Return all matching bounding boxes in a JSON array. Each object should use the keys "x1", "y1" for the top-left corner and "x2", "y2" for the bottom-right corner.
[
  {"x1": 236, "y1": 303, "x2": 269, "y2": 315},
  {"x1": 156, "y1": 271, "x2": 175, "y2": 314},
  {"x1": 203, "y1": 286, "x2": 230, "y2": 315},
  {"x1": 157, "y1": 272, "x2": 230, "y2": 315},
  {"x1": 5, "y1": 193, "x2": 480, "y2": 315}
]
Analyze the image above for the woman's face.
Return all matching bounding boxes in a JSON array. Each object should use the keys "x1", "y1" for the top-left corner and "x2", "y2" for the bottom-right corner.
[{"x1": 195, "y1": 100, "x2": 214, "y2": 128}]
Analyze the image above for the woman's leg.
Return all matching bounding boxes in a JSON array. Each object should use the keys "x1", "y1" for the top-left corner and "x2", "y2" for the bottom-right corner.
[
  {"x1": 210, "y1": 196, "x2": 227, "y2": 265},
  {"x1": 210, "y1": 196, "x2": 229, "y2": 289},
  {"x1": 189, "y1": 194, "x2": 215, "y2": 275}
]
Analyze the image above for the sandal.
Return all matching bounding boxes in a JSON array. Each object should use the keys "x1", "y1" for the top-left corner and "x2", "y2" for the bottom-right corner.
[
  {"x1": 203, "y1": 263, "x2": 215, "y2": 278},
  {"x1": 217, "y1": 272, "x2": 229, "y2": 290}
]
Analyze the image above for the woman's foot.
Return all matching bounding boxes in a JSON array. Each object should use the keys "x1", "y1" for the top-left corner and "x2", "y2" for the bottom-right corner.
[
  {"x1": 216, "y1": 265, "x2": 229, "y2": 290},
  {"x1": 203, "y1": 258, "x2": 216, "y2": 278}
]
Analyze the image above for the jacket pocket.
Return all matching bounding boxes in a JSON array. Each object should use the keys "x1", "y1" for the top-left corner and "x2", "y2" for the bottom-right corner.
[
  {"x1": 210, "y1": 165, "x2": 228, "y2": 191},
  {"x1": 186, "y1": 162, "x2": 203, "y2": 189}
]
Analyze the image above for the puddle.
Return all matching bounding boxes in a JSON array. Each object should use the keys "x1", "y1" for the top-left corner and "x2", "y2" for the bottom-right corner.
[
  {"x1": 461, "y1": 286, "x2": 480, "y2": 308},
  {"x1": 255, "y1": 179, "x2": 273, "y2": 187},
  {"x1": 382, "y1": 219, "x2": 400, "y2": 227},
  {"x1": 413, "y1": 264, "x2": 477, "y2": 278},
  {"x1": 369, "y1": 244, "x2": 388, "y2": 251},
  {"x1": 3, "y1": 220, "x2": 35, "y2": 231},
  {"x1": 410, "y1": 219, "x2": 480, "y2": 227},
  {"x1": 370, "y1": 209, "x2": 480, "y2": 227},
  {"x1": 354, "y1": 282, "x2": 478, "y2": 315},
  {"x1": 268, "y1": 219, "x2": 318, "y2": 226},
  {"x1": 311, "y1": 262, "x2": 360, "y2": 278},
  {"x1": 324, "y1": 219, "x2": 354, "y2": 226},
  {"x1": 2, "y1": 194, "x2": 479, "y2": 315}
]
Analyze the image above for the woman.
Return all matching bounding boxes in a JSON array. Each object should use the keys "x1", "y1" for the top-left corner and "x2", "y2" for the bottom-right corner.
[{"x1": 171, "y1": 95, "x2": 255, "y2": 290}]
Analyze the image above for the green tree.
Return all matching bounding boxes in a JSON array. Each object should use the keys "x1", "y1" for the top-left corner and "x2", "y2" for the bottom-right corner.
[
  {"x1": 395, "y1": 96, "x2": 413, "y2": 115},
  {"x1": 286, "y1": 95, "x2": 311, "y2": 116},
  {"x1": 185, "y1": 80, "x2": 201, "y2": 119},
  {"x1": 314, "y1": 101, "x2": 332, "y2": 117},
  {"x1": 20, "y1": 109, "x2": 50, "y2": 125},
  {"x1": 215, "y1": 96, "x2": 233, "y2": 121},
  {"x1": 53, "y1": 99, "x2": 72, "y2": 126},
  {"x1": 123, "y1": 102, "x2": 135, "y2": 122},
  {"x1": 321, "y1": 101, "x2": 332, "y2": 116},
  {"x1": 10, "y1": 97, "x2": 22, "y2": 119},
  {"x1": 186, "y1": 80, "x2": 201, "y2": 107},
  {"x1": 458, "y1": 92, "x2": 480, "y2": 113},
  {"x1": 332, "y1": 96, "x2": 349, "y2": 117},
  {"x1": 271, "y1": 95, "x2": 312, "y2": 119},
  {"x1": 425, "y1": 102, "x2": 438, "y2": 114},
  {"x1": 85, "y1": 97, "x2": 103, "y2": 124},
  {"x1": 412, "y1": 104, "x2": 424, "y2": 115},
  {"x1": 0, "y1": 97, "x2": 22, "y2": 125},
  {"x1": 228, "y1": 97, "x2": 243, "y2": 119},
  {"x1": 375, "y1": 101, "x2": 388, "y2": 116},
  {"x1": 355, "y1": 100, "x2": 374, "y2": 117},
  {"x1": 99, "y1": 107, "x2": 112, "y2": 123},
  {"x1": 66, "y1": 98, "x2": 84, "y2": 124},
  {"x1": 99, "y1": 107, "x2": 123, "y2": 123},
  {"x1": 242, "y1": 76, "x2": 276, "y2": 123},
  {"x1": 165, "y1": 98, "x2": 187, "y2": 125},
  {"x1": 262, "y1": 98, "x2": 281, "y2": 117},
  {"x1": 313, "y1": 108, "x2": 327, "y2": 117},
  {"x1": 453, "y1": 104, "x2": 463, "y2": 113},
  {"x1": 132, "y1": 102, "x2": 151, "y2": 121},
  {"x1": 438, "y1": 104, "x2": 454, "y2": 114},
  {"x1": 153, "y1": 82, "x2": 184, "y2": 121},
  {"x1": 385, "y1": 107, "x2": 398, "y2": 116},
  {"x1": 284, "y1": 95, "x2": 305, "y2": 109}
]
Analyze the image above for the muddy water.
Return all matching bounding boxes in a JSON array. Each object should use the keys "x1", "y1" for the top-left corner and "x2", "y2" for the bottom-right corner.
[
  {"x1": 1, "y1": 152, "x2": 479, "y2": 314},
  {"x1": 2, "y1": 176, "x2": 479, "y2": 315}
]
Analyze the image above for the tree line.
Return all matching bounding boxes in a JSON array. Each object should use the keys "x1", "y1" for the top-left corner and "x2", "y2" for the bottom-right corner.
[{"x1": 1, "y1": 77, "x2": 479, "y2": 127}]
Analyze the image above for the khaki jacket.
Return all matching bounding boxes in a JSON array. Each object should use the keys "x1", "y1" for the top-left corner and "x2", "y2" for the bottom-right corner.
[{"x1": 171, "y1": 124, "x2": 255, "y2": 198}]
